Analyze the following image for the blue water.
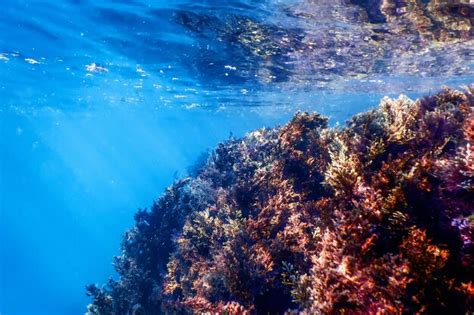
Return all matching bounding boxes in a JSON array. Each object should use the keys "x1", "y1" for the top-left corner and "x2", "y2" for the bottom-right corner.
[{"x1": 0, "y1": 1, "x2": 472, "y2": 314}]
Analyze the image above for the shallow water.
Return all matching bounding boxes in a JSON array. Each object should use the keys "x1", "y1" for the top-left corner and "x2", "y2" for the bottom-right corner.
[{"x1": 0, "y1": 1, "x2": 472, "y2": 314}]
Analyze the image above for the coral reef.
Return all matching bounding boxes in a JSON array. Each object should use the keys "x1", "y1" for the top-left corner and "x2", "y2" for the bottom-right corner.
[{"x1": 87, "y1": 86, "x2": 473, "y2": 314}]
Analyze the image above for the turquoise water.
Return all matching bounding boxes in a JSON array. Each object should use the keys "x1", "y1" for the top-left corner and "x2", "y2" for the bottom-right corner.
[{"x1": 0, "y1": 1, "x2": 472, "y2": 314}]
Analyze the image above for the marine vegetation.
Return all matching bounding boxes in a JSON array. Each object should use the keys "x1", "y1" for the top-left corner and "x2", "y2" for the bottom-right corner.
[{"x1": 87, "y1": 86, "x2": 473, "y2": 314}]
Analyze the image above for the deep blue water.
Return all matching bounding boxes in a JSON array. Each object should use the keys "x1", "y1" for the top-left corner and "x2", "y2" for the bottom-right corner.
[{"x1": 0, "y1": 1, "x2": 472, "y2": 314}]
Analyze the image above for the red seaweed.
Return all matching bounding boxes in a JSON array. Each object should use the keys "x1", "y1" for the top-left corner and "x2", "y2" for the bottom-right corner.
[{"x1": 87, "y1": 86, "x2": 473, "y2": 314}]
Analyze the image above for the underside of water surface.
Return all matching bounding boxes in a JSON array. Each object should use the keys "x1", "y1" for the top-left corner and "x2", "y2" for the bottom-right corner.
[{"x1": 0, "y1": 1, "x2": 473, "y2": 314}]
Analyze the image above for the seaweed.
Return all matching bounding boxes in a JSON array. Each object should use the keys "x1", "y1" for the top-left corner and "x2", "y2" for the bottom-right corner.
[{"x1": 87, "y1": 86, "x2": 473, "y2": 314}]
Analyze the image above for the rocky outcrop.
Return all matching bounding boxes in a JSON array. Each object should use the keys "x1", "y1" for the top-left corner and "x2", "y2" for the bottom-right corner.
[{"x1": 87, "y1": 86, "x2": 473, "y2": 314}]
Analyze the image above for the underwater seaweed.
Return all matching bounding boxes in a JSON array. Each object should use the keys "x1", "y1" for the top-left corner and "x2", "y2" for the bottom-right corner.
[{"x1": 87, "y1": 86, "x2": 473, "y2": 314}]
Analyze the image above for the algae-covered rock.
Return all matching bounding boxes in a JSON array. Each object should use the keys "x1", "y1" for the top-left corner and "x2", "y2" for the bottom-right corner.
[
  {"x1": 87, "y1": 86, "x2": 473, "y2": 314},
  {"x1": 173, "y1": 1, "x2": 473, "y2": 87}
]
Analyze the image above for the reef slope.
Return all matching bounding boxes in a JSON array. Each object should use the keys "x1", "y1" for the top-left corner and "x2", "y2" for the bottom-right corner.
[{"x1": 87, "y1": 87, "x2": 473, "y2": 314}]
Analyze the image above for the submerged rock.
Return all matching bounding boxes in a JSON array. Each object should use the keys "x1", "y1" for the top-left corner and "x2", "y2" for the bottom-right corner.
[
  {"x1": 87, "y1": 86, "x2": 473, "y2": 314},
  {"x1": 171, "y1": 1, "x2": 473, "y2": 88}
]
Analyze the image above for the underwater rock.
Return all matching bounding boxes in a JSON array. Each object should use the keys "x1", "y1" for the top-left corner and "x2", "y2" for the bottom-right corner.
[
  {"x1": 87, "y1": 86, "x2": 473, "y2": 314},
  {"x1": 171, "y1": 1, "x2": 473, "y2": 87}
]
